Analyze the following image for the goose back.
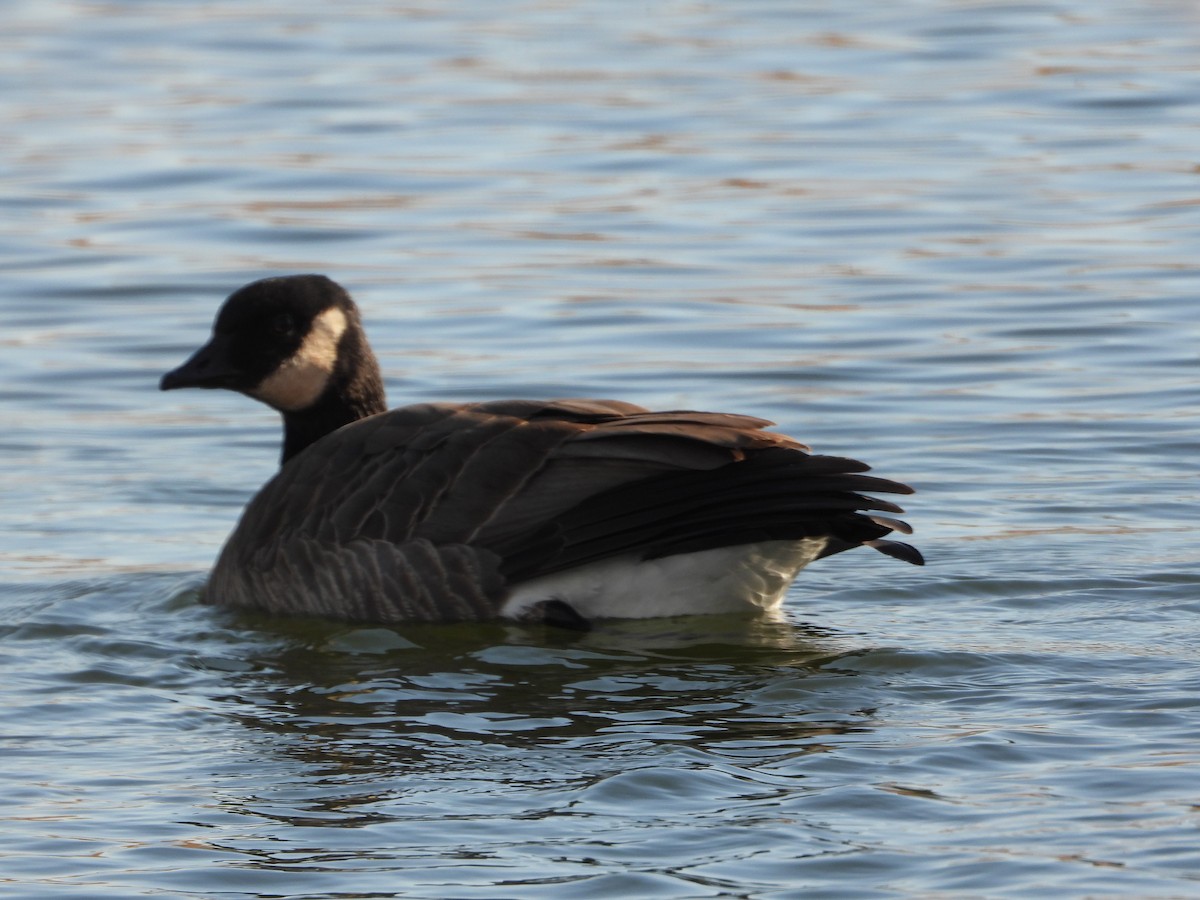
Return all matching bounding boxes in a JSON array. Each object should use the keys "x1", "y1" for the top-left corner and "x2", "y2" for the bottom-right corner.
[{"x1": 208, "y1": 398, "x2": 918, "y2": 622}]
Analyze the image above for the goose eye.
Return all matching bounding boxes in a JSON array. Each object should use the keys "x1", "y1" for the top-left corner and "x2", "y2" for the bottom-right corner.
[{"x1": 269, "y1": 313, "x2": 296, "y2": 336}]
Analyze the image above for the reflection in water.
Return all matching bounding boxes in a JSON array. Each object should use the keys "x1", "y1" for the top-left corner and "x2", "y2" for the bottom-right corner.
[
  {"x1": 5, "y1": 0, "x2": 1200, "y2": 893},
  {"x1": 207, "y1": 609, "x2": 873, "y2": 838}
]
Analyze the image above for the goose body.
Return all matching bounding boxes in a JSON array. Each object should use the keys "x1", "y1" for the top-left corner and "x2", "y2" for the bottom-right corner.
[{"x1": 162, "y1": 275, "x2": 922, "y2": 626}]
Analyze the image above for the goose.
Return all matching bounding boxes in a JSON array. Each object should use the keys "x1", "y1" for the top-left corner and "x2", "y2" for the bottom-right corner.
[{"x1": 161, "y1": 274, "x2": 923, "y2": 627}]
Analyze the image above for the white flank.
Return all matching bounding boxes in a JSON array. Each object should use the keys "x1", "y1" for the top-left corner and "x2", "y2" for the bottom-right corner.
[
  {"x1": 250, "y1": 307, "x2": 348, "y2": 411},
  {"x1": 501, "y1": 538, "x2": 829, "y2": 621}
]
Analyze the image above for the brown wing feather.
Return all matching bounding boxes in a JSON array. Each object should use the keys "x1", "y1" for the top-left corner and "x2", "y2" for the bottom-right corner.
[
  {"x1": 495, "y1": 447, "x2": 921, "y2": 581},
  {"x1": 209, "y1": 399, "x2": 920, "y2": 621}
]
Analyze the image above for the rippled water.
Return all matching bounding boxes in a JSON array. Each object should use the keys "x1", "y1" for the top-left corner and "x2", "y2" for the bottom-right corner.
[{"x1": 3, "y1": 1, "x2": 1199, "y2": 897}]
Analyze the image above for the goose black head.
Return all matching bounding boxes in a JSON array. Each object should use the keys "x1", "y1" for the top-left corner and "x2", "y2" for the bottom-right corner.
[{"x1": 162, "y1": 274, "x2": 387, "y2": 463}]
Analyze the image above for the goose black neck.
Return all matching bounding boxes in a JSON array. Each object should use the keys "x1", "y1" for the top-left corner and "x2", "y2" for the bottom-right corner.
[{"x1": 279, "y1": 349, "x2": 387, "y2": 465}]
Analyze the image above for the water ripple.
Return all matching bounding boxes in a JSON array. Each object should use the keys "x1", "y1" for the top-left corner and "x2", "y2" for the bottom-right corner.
[{"x1": 3, "y1": 0, "x2": 1200, "y2": 897}]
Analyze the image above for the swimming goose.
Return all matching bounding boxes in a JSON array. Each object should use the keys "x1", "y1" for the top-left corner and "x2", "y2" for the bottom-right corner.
[{"x1": 161, "y1": 274, "x2": 922, "y2": 626}]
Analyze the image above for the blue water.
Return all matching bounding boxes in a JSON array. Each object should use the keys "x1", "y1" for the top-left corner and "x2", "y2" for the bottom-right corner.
[{"x1": 2, "y1": 1, "x2": 1199, "y2": 897}]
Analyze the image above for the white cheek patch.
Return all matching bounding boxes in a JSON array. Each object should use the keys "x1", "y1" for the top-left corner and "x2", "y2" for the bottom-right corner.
[{"x1": 250, "y1": 306, "x2": 348, "y2": 411}]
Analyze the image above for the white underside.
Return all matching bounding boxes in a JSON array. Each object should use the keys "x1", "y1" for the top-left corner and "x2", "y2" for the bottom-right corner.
[{"x1": 501, "y1": 538, "x2": 829, "y2": 621}]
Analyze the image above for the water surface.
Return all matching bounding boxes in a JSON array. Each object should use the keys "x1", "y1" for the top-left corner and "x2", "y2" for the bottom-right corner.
[{"x1": 2, "y1": 1, "x2": 1199, "y2": 897}]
